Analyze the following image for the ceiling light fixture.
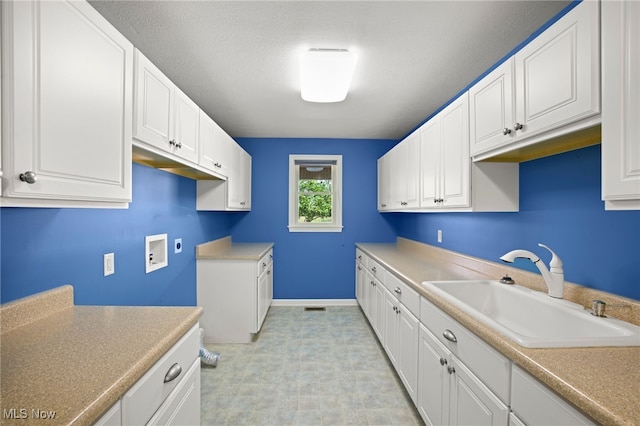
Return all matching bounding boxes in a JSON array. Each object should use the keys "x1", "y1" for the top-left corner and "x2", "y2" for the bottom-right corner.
[{"x1": 300, "y1": 48, "x2": 358, "y2": 103}]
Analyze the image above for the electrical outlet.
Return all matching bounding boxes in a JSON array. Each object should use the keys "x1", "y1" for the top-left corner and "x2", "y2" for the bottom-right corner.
[
  {"x1": 104, "y1": 253, "x2": 115, "y2": 276},
  {"x1": 437, "y1": 230, "x2": 443, "y2": 243},
  {"x1": 175, "y1": 238, "x2": 182, "y2": 254}
]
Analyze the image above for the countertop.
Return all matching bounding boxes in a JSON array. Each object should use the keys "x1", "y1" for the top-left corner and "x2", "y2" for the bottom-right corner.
[
  {"x1": 357, "y1": 239, "x2": 640, "y2": 426},
  {"x1": 196, "y1": 236, "x2": 273, "y2": 261},
  {"x1": 0, "y1": 285, "x2": 202, "y2": 425}
]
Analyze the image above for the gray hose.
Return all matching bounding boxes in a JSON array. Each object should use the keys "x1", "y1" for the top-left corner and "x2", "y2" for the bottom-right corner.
[{"x1": 199, "y1": 328, "x2": 220, "y2": 367}]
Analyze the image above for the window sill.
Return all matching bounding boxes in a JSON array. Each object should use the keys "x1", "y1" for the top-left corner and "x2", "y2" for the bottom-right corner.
[{"x1": 288, "y1": 225, "x2": 343, "y2": 233}]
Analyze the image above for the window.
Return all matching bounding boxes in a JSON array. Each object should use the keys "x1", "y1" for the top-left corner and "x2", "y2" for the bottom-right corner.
[{"x1": 288, "y1": 155, "x2": 342, "y2": 232}]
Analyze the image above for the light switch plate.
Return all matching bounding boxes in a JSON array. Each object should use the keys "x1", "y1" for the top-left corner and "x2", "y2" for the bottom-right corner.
[{"x1": 104, "y1": 253, "x2": 115, "y2": 276}]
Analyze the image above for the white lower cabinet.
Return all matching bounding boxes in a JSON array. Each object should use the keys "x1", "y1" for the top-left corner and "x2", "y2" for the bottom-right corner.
[
  {"x1": 418, "y1": 324, "x2": 509, "y2": 426},
  {"x1": 121, "y1": 323, "x2": 200, "y2": 426},
  {"x1": 511, "y1": 365, "x2": 595, "y2": 426},
  {"x1": 355, "y1": 247, "x2": 598, "y2": 426},
  {"x1": 197, "y1": 248, "x2": 273, "y2": 343}
]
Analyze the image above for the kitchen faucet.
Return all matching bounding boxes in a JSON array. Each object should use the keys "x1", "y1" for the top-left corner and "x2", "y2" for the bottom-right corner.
[{"x1": 500, "y1": 243, "x2": 564, "y2": 298}]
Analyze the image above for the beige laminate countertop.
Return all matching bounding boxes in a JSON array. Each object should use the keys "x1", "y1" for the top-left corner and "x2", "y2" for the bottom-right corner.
[
  {"x1": 0, "y1": 286, "x2": 202, "y2": 425},
  {"x1": 196, "y1": 236, "x2": 273, "y2": 261},
  {"x1": 357, "y1": 239, "x2": 640, "y2": 426}
]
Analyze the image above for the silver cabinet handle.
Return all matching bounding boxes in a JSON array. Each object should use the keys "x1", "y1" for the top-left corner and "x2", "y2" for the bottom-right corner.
[
  {"x1": 514, "y1": 122, "x2": 523, "y2": 131},
  {"x1": 439, "y1": 357, "x2": 447, "y2": 366},
  {"x1": 19, "y1": 171, "x2": 38, "y2": 184},
  {"x1": 394, "y1": 287, "x2": 402, "y2": 295},
  {"x1": 357, "y1": 266, "x2": 362, "y2": 271},
  {"x1": 262, "y1": 262, "x2": 267, "y2": 267},
  {"x1": 447, "y1": 366, "x2": 456, "y2": 375},
  {"x1": 164, "y1": 363, "x2": 182, "y2": 383},
  {"x1": 169, "y1": 139, "x2": 176, "y2": 146},
  {"x1": 443, "y1": 329, "x2": 457, "y2": 343},
  {"x1": 371, "y1": 267, "x2": 377, "y2": 273},
  {"x1": 176, "y1": 141, "x2": 183, "y2": 148},
  {"x1": 502, "y1": 127, "x2": 512, "y2": 135}
]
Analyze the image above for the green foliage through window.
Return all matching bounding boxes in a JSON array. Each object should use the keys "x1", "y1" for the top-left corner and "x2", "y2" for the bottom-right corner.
[{"x1": 298, "y1": 179, "x2": 333, "y2": 223}]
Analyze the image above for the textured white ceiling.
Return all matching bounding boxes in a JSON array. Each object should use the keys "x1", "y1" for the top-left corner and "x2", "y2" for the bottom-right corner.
[{"x1": 89, "y1": 1, "x2": 571, "y2": 140}]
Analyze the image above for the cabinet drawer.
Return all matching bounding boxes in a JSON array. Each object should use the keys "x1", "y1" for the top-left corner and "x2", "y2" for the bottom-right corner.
[
  {"x1": 511, "y1": 365, "x2": 595, "y2": 425},
  {"x1": 121, "y1": 324, "x2": 199, "y2": 425},
  {"x1": 420, "y1": 297, "x2": 511, "y2": 403},
  {"x1": 258, "y1": 249, "x2": 273, "y2": 275},
  {"x1": 355, "y1": 248, "x2": 365, "y2": 264},
  {"x1": 386, "y1": 272, "x2": 420, "y2": 318},
  {"x1": 147, "y1": 357, "x2": 201, "y2": 426},
  {"x1": 367, "y1": 257, "x2": 385, "y2": 285}
]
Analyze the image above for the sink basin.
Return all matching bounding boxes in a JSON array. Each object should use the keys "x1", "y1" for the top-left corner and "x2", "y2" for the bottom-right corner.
[{"x1": 422, "y1": 280, "x2": 640, "y2": 348}]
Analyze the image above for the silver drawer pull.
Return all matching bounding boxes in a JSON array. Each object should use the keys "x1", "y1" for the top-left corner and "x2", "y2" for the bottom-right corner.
[
  {"x1": 164, "y1": 363, "x2": 182, "y2": 383},
  {"x1": 443, "y1": 329, "x2": 457, "y2": 343},
  {"x1": 394, "y1": 287, "x2": 402, "y2": 295}
]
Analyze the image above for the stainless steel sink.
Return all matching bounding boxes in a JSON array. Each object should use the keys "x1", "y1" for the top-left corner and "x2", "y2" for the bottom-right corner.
[{"x1": 422, "y1": 280, "x2": 640, "y2": 348}]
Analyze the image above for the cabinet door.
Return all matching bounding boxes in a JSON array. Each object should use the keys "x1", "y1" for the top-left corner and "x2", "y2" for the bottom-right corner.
[
  {"x1": 2, "y1": 0, "x2": 132, "y2": 203},
  {"x1": 469, "y1": 59, "x2": 515, "y2": 156},
  {"x1": 418, "y1": 324, "x2": 450, "y2": 426},
  {"x1": 256, "y1": 266, "x2": 270, "y2": 332},
  {"x1": 419, "y1": 114, "x2": 441, "y2": 208},
  {"x1": 449, "y1": 357, "x2": 509, "y2": 426},
  {"x1": 601, "y1": 0, "x2": 640, "y2": 209},
  {"x1": 133, "y1": 49, "x2": 173, "y2": 152},
  {"x1": 440, "y1": 93, "x2": 470, "y2": 208},
  {"x1": 383, "y1": 288, "x2": 399, "y2": 367},
  {"x1": 198, "y1": 110, "x2": 228, "y2": 176},
  {"x1": 377, "y1": 156, "x2": 389, "y2": 210},
  {"x1": 227, "y1": 142, "x2": 251, "y2": 209},
  {"x1": 397, "y1": 306, "x2": 419, "y2": 404},
  {"x1": 172, "y1": 88, "x2": 199, "y2": 163},
  {"x1": 373, "y1": 278, "x2": 387, "y2": 342},
  {"x1": 391, "y1": 132, "x2": 420, "y2": 209},
  {"x1": 514, "y1": 0, "x2": 599, "y2": 139},
  {"x1": 355, "y1": 262, "x2": 365, "y2": 307}
]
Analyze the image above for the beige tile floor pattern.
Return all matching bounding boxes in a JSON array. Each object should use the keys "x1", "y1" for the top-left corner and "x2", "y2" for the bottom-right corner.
[{"x1": 201, "y1": 306, "x2": 424, "y2": 426}]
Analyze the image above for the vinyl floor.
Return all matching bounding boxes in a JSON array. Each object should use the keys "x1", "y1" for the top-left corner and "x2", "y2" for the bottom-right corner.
[{"x1": 200, "y1": 306, "x2": 424, "y2": 425}]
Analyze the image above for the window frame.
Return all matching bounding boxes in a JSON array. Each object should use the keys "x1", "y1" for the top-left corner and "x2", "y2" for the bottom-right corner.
[{"x1": 288, "y1": 154, "x2": 343, "y2": 233}]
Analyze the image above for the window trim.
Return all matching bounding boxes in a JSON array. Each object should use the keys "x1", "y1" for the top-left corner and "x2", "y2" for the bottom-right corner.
[{"x1": 288, "y1": 154, "x2": 343, "y2": 233}]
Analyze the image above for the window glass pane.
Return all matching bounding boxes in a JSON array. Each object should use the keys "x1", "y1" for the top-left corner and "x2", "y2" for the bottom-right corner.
[
  {"x1": 299, "y1": 178, "x2": 332, "y2": 193},
  {"x1": 298, "y1": 194, "x2": 333, "y2": 223}
]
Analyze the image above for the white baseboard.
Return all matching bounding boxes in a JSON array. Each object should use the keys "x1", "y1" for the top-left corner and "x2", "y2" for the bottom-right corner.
[{"x1": 271, "y1": 299, "x2": 358, "y2": 307}]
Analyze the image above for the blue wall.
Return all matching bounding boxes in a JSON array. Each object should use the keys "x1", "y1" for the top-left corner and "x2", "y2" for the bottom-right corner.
[
  {"x1": 389, "y1": 145, "x2": 640, "y2": 301},
  {"x1": 233, "y1": 138, "x2": 398, "y2": 300},
  {"x1": 0, "y1": 163, "x2": 235, "y2": 305}
]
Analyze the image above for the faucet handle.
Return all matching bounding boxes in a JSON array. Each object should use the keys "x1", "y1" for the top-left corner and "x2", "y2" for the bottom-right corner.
[
  {"x1": 591, "y1": 300, "x2": 607, "y2": 317},
  {"x1": 538, "y1": 243, "x2": 563, "y2": 271}
]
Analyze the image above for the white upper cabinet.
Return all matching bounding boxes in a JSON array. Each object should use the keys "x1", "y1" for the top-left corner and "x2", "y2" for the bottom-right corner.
[
  {"x1": 199, "y1": 110, "x2": 230, "y2": 178},
  {"x1": 227, "y1": 142, "x2": 252, "y2": 210},
  {"x1": 469, "y1": 59, "x2": 515, "y2": 157},
  {"x1": 470, "y1": 0, "x2": 600, "y2": 161},
  {"x1": 1, "y1": 0, "x2": 133, "y2": 207},
  {"x1": 601, "y1": 0, "x2": 640, "y2": 210},
  {"x1": 172, "y1": 89, "x2": 199, "y2": 163},
  {"x1": 197, "y1": 140, "x2": 251, "y2": 211},
  {"x1": 133, "y1": 49, "x2": 199, "y2": 164},
  {"x1": 384, "y1": 131, "x2": 420, "y2": 210},
  {"x1": 421, "y1": 93, "x2": 484, "y2": 210},
  {"x1": 380, "y1": 92, "x2": 518, "y2": 213}
]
